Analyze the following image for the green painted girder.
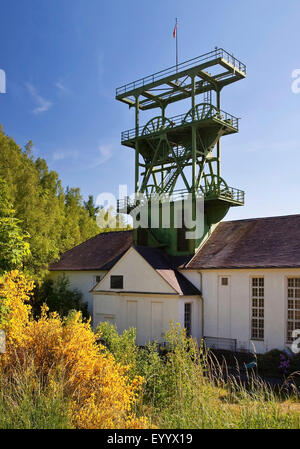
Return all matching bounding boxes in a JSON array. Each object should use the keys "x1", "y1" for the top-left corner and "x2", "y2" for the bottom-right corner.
[
  {"x1": 121, "y1": 105, "x2": 238, "y2": 146},
  {"x1": 116, "y1": 47, "x2": 246, "y2": 254},
  {"x1": 116, "y1": 48, "x2": 246, "y2": 111},
  {"x1": 116, "y1": 183, "x2": 245, "y2": 216},
  {"x1": 133, "y1": 112, "x2": 232, "y2": 197}
]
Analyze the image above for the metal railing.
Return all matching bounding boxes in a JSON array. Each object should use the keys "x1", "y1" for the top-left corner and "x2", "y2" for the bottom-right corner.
[
  {"x1": 121, "y1": 107, "x2": 239, "y2": 142},
  {"x1": 116, "y1": 48, "x2": 246, "y2": 97},
  {"x1": 207, "y1": 186, "x2": 245, "y2": 204},
  {"x1": 117, "y1": 189, "x2": 192, "y2": 213},
  {"x1": 204, "y1": 336, "x2": 237, "y2": 352},
  {"x1": 116, "y1": 185, "x2": 244, "y2": 213}
]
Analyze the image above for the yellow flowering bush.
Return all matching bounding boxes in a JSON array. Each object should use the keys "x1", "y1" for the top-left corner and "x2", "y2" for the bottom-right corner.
[
  {"x1": 0, "y1": 270, "x2": 33, "y2": 350},
  {"x1": 0, "y1": 271, "x2": 148, "y2": 429}
]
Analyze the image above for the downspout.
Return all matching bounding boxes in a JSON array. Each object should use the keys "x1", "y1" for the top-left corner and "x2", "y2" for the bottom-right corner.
[{"x1": 200, "y1": 271, "x2": 204, "y2": 339}]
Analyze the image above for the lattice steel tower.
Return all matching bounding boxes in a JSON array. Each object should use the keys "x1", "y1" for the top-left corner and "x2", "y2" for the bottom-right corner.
[{"x1": 116, "y1": 48, "x2": 246, "y2": 256}]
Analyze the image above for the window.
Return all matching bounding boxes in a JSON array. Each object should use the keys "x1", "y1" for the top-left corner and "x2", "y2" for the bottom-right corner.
[
  {"x1": 94, "y1": 275, "x2": 101, "y2": 285},
  {"x1": 287, "y1": 278, "x2": 300, "y2": 343},
  {"x1": 251, "y1": 277, "x2": 264, "y2": 340},
  {"x1": 221, "y1": 277, "x2": 228, "y2": 286},
  {"x1": 184, "y1": 303, "x2": 192, "y2": 337},
  {"x1": 110, "y1": 275, "x2": 123, "y2": 289}
]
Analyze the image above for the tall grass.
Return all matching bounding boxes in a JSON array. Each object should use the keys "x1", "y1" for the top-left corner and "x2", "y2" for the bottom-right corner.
[
  {"x1": 98, "y1": 322, "x2": 300, "y2": 429},
  {"x1": 0, "y1": 358, "x2": 72, "y2": 429},
  {"x1": 1, "y1": 319, "x2": 300, "y2": 429}
]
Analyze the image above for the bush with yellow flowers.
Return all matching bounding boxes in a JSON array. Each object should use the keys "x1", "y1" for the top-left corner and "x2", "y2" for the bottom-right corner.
[{"x1": 0, "y1": 270, "x2": 148, "y2": 429}]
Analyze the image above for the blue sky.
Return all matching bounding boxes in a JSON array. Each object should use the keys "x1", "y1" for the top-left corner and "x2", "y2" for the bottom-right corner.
[{"x1": 0, "y1": 0, "x2": 300, "y2": 221}]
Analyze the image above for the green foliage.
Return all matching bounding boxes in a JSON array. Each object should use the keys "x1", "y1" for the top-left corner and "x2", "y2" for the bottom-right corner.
[
  {"x1": 0, "y1": 362, "x2": 73, "y2": 429},
  {"x1": 0, "y1": 218, "x2": 31, "y2": 272},
  {"x1": 257, "y1": 349, "x2": 283, "y2": 377},
  {"x1": 0, "y1": 126, "x2": 101, "y2": 279},
  {"x1": 31, "y1": 275, "x2": 89, "y2": 319},
  {"x1": 289, "y1": 352, "x2": 300, "y2": 373},
  {"x1": 97, "y1": 321, "x2": 138, "y2": 373},
  {"x1": 98, "y1": 321, "x2": 300, "y2": 429},
  {"x1": 97, "y1": 321, "x2": 164, "y2": 405},
  {"x1": 84, "y1": 195, "x2": 100, "y2": 220},
  {"x1": 0, "y1": 178, "x2": 30, "y2": 272},
  {"x1": 96, "y1": 205, "x2": 131, "y2": 232},
  {"x1": 257, "y1": 349, "x2": 300, "y2": 378}
]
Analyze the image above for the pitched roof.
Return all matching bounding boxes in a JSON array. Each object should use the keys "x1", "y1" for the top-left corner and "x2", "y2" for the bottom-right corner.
[
  {"x1": 49, "y1": 214, "x2": 300, "y2": 274},
  {"x1": 49, "y1": 230, "x2": 133, "y2": 271},
  {"x1": 186, "y1": 214, "x2": 300, "y2": 269},
  {"x1": 49, "y1": 232, "x2": 200, "y2": 296},
  {"x1": 134, "y1": 246, "x2": 200, "y2": 295}
]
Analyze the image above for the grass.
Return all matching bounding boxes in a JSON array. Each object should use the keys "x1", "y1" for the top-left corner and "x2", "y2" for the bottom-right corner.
[
  {"x1": 0, "y1": 360, "x2": 73, "y2": 429},
  {"x1": 98, "y1": 322, "x2": 300, "y2": 429},
  {"x1": 1, "y1": 322, "x2": 300, "y2": 429}
]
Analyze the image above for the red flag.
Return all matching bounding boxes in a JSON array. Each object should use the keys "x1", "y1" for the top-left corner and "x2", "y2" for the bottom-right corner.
[{"x1": 173, "y1": 22, "x2": 177, "y2": 39}]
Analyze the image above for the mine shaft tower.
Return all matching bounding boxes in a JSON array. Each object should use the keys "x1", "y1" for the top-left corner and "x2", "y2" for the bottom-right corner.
[{"x1": 116, "y1": 48, "x2": 246, "y2": 255}]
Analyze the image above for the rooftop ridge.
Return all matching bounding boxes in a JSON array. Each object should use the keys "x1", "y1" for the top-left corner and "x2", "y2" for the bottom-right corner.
[
  {"x1": 58, "y1": 229, "x2": 132, "y2": 255},
  {"x1": 223, "y1": 213, "x2": 300, "y2": 224}
]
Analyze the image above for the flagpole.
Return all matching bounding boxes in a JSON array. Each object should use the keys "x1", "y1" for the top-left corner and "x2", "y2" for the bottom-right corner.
[{"x1": 175, "y1": 18, "x2": 178, "y2": 74}]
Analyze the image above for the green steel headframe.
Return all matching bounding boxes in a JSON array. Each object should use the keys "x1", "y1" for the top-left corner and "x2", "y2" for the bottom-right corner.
[{"x1": 116, "y1": 48, "x2": 246, "y2": 212}]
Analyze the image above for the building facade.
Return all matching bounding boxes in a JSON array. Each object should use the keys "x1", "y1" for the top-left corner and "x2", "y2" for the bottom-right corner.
[{"x1": 49, "y1": 214, "x2": 300, "y2": 354}]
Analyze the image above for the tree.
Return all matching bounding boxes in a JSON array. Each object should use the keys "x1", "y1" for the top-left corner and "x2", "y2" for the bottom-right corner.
[
  {"x1": 96, "y1": 205, "x2": 130, "y2": 232},
  {"x1": 32, "y1": 275, "x2": 89, "y2": 319},
  {"x1": 84, "y1": 195, "x2": 100, "y2": 220},
  {"x1": 0, "y1": 126, "x2": 101, "y2": 279},
  {"x1": 0, "y1": 179, "x2": 30, "y2": 273},
  {"x1": 0, "y1": 218, "x2": 31, "y2": 273}
]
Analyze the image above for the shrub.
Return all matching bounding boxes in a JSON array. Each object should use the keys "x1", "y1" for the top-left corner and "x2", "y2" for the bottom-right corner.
[
  {"x1": 0, "y1": 270, "x2": 33, "y2": 349},
  {"x1": 98, "y1": 322, "x2": 300, "y2": 429},
  {"x1": 32, "y1": 275, "x2": 89, "y2": 319},
  {"x1": 289, "y1": 352, "x2": 300, "y2": 373},
  {"x1": 0, "y1": 271, "x2": 148, "y2": 429},
  {"x1": 97, "y1": 321, "x2": 164, "y2": 407}
]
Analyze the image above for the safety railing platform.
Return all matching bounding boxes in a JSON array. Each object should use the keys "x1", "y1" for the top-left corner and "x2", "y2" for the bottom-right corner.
[
  {"x1": 121, "y1": 107, "x2": 239, "y2": 143},
  {"x1": 117, "y1": 185, "x2": 244, "y2": 213},
  {"x1": 116, "y1": 48, "x2": 246, "y2": 99}
]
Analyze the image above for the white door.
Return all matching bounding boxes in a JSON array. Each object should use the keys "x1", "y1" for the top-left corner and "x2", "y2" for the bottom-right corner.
[
  {"x1": 127, "y1": 300, "x2": 137, "y2": 329},
  {"x1": 218, "y1": 276, "x2": 231, "y2": 338},
  {"x1": 95, "y1": 314, "x2": 116, "y2": 328}
]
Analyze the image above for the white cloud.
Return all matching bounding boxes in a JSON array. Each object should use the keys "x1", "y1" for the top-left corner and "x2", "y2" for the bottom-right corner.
[
  {"x1": 86, "y1": 144, "x2": 113, "y2": 168},
  {"x1": 52, "y1": 149, "x2": 79, "y2": 161},
  {"x1": 55, "y1": 80, "x2": 71, "y2": 94},
  {"x1": 51, "y1": 144, "x2": 114, "y2": 170},
  {"x1": 26, "y1": 82, "x2": 52, "y2": 114}
]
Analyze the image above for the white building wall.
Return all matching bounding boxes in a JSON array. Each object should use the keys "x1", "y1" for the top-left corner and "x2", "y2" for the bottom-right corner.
[
  {"x1": 50, "y1": 264, "x2": 297, "y2": 353},
  {"x1": 179, "y1": 270, "x2": 202, "y2": 290},
  {"x1": 95, "y1": 248, "x2": 175, "y2": 294},
  {"x1": 200, "y1": 268, "x2": 300, "y2": 354},
  {"x1": 93, "y1": 293, "x2": 202, "y2": 346},
  {"x1": 93, "y1": 293, "x2": 180, "y2": 345},
  {"x1": 178, "y1": 296, "x2": 202, "y2": 342}
]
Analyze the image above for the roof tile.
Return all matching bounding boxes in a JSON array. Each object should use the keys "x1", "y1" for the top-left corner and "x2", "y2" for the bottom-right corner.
[
  {"x1": 49, "y1": 230, "x2": 133, "y2": 271},
  {"x1": 187, "y1": 214, "x2": 300, "y2": 269}
]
